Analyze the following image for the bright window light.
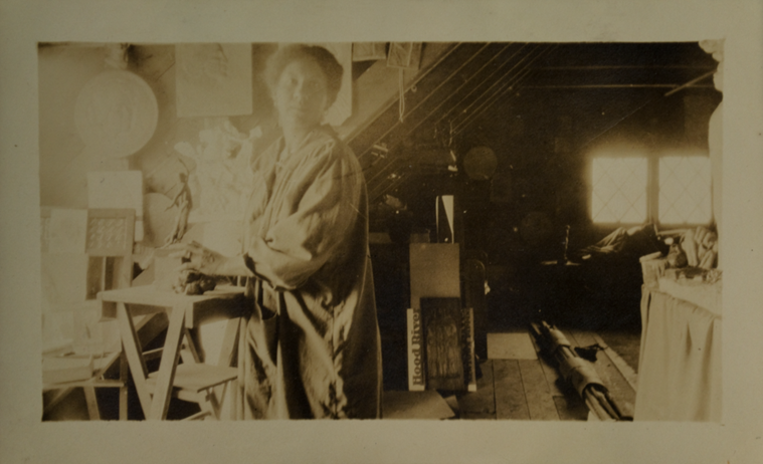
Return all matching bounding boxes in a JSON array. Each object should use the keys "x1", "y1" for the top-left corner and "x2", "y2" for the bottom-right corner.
[
  {"x1": 591, "y1": 157, "x2": 648, "y2": 223},
  {"x1": 659, "y1": 156, "x2": 712, "y2": 224}
]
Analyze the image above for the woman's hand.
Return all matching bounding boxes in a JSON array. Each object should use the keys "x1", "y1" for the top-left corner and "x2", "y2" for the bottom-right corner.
[{"x1": 168, "y1": 241, "x2": 227, "y2": 276}]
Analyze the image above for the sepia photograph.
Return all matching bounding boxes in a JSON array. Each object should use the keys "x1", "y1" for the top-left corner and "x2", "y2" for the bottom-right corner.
[
  {"x1": 38, "y1": 40, "x2": 723, "y2": 423},
  {"x1": 2, "y1": 1, "x2": 763, "y2": 463}
]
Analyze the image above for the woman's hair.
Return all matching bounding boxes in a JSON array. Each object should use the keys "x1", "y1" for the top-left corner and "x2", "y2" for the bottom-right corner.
[{"x1": 264, "y1": 44, "x2": 344, "y2": 107}]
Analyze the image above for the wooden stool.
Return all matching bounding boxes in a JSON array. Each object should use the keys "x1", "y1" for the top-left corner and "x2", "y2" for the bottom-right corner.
[{"x1": 99, "y1": 285, "x2": 246, "y2": 420}]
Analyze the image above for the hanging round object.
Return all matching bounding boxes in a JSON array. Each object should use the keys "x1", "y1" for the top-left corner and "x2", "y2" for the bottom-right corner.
[
  {"x1": 74, "y1": 70, "x2": 158, "y2": 158},
  {"x1": 463, "y1": 145, "x2": 498, "y2": 180}
]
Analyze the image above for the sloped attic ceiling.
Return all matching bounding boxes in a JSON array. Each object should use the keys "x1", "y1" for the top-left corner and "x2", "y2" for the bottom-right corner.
[{"x1": 351, "y1": 42, "x2": 719, "y2": 203}]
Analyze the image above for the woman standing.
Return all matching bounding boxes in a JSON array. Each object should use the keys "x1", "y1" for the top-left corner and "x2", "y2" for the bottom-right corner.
[{"x1": 175, "y1": 44, "x2": 381, "y2": 419}]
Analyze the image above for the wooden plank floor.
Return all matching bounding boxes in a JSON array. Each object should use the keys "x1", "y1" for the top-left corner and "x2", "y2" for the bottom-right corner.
[{"x1": 454, "y1": 327, "x2": 636, "y2": 421}]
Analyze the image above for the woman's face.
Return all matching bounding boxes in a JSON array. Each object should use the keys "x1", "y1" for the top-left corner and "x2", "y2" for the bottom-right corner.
[{"x1": 273, "y1": 57, "x2": 330, "y2": 131}]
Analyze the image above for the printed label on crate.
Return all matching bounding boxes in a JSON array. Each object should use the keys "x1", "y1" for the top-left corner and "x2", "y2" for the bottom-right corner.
[{"x1": 407, "y1": 308, "x2": 425, "y2": 391}]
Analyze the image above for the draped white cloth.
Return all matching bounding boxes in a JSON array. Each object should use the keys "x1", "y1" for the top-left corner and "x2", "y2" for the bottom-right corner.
[{"x1": 635, "y1": 286, "x2": 722, "y2": 421}]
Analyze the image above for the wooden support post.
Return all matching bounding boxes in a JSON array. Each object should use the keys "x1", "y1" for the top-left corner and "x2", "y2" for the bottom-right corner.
[
  {"x1": 148, "y1": 303, "x2": 186, "y2": 420},
  {"x1": 116, "y1": 303, "x2": 152, "y2": 416},
  {"x1": 236, "y1": 318, "x2": 247, "y2": 420},
  {"x1": 119, "y1": 352, "x2": 128, "y2": 420},
  {"x1": 83, "y1": 385, "x2": 100, "y2": 420}
]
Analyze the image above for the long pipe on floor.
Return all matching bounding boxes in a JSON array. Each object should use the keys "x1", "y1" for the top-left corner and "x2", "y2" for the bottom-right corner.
[{"x1": 530, "y1": 321, "x2": 632, "y2": 422}]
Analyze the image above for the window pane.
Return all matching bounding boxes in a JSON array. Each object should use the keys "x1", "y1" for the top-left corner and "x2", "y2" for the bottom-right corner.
[
  {"x1": 591, "y1": 157, "x2": 648, "y2": 223},
  {"x1": 659, "y1": 156, "x2": 712, "y2": 224}
]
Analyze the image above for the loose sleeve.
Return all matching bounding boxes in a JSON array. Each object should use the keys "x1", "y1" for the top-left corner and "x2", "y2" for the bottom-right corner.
[{"x1": 245, "y1": 142, "x2": 362, "y2": 290}]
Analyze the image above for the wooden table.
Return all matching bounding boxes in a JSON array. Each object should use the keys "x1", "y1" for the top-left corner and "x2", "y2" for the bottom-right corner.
[{"x1": 99, "y1": 285, "x2": 246, "y2": 420}]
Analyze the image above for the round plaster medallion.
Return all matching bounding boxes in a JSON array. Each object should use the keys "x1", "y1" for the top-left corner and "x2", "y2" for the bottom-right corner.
[{"x1": 74, "y1": 70, "x2": 158, "y2": 158}]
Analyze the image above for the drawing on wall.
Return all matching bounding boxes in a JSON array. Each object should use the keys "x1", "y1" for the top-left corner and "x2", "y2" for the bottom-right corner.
[
  {"x1": 387, "y1": 42, "x2": 422, "y2": 70},
  {"x1": 176, "y1": 43, "x2": 253, "y2": 118}
]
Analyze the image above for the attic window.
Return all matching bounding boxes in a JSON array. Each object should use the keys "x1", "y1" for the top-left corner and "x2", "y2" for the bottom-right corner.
[
  {"x1": 590, "y1": 154, "x2": 713, "y2": 226},
  {"x1": 591, "y1": 157, "x2": 648, "y2": 223},
  {"x1": 659, "y1": 156, "x2": 712, "y2": 224}
]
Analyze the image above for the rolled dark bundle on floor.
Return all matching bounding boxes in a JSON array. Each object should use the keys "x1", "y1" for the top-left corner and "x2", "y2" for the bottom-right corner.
[{"x1": 530, "y1": 321, "x2": 630, "y2": 421}]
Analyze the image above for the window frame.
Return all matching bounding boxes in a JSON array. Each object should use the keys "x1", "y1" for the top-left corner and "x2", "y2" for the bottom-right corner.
[
  {"x1": 589, "y1": 155, "x2": 650, "y2": 226},
  {"x1": 588, "y1": 151, "x2": 714, "y2": 229}
]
